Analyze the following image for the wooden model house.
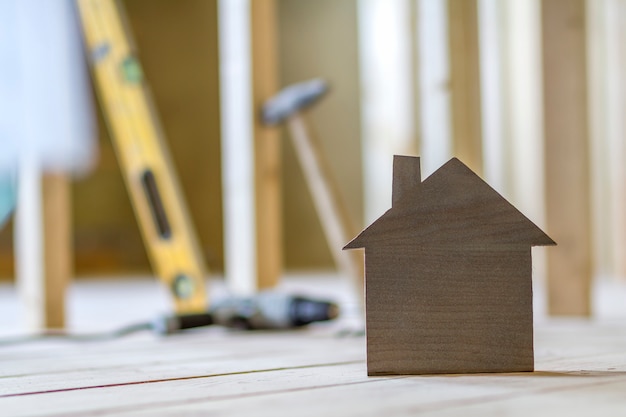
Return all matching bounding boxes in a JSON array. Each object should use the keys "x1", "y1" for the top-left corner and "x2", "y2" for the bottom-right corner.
[{"x1": 344, "y1": 156, "x2": 555, "y2": 375}]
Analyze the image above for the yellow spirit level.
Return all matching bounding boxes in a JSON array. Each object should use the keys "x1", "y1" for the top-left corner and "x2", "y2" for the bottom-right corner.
[{"x1": 77, "y1": 0, "x2": 208, "y2": 313}]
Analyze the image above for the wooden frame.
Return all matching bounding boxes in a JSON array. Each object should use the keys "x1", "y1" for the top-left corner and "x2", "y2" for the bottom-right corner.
[
  {"x1": 541, "y1": 0, "x2": 593, "y2": 315},
  {"x1": 218, "y1": 0, "x2": 281, "y2": 294},
  {"x1": 15, "y1": 167, "x2": 70, "y2": 329}
]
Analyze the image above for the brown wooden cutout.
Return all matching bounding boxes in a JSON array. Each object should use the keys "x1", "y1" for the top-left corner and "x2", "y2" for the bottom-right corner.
[{"x1": 344, "y1": 156, "x2": 555, "y2": 376}]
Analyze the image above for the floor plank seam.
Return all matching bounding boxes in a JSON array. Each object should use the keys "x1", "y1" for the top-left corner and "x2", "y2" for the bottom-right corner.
[
  {"x1": 31, "y1": 377, "x2": 399, "y2": 417},
  {"x1": 0, "y1": 360, "x2": 365, "y2": 399}
]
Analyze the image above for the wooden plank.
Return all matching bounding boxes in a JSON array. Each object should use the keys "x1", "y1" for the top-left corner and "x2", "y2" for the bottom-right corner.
[
  {"x1": 14, "y1": 162, "x2": 44, "y2": 329},
  {"x1": 6, "y1": 278, "x2": 626, "y2": 416},
  {"x1": 357, "y1": 0, "x2": 418, "y2": 223},
  {"x1": 218, "y1": 0, "x2": 281, "y2": 294},
  {"x1": 4, "y1": 322, "x2": 626, "y2": 416},
  {"x1": 365, "y1": 245, "x2": 534, "y2": 375},
  {"x1": 6, "y1": 371, "x2": 623, "y2": 417},
  {"x1": 417, "y1": 0, "x2": 453, "y2": 176},
  {"x1": 0, "y1": 335, "x2": 364, "y2": 395},
  {"x1": 119, "y1": 371, "x2": 626, "y2": 417},
  {"x1": 0, "y1": 363, "x2": 375, "y2": 417},
  {"x1": 251, "y1": 0, "x2": 282, "y2": 290},
  {"x1": 448, "y1": 0, "x2": 483, "y2": 174},
  {"x1": 541, "y1": 0, "x2": 593, "y2": 315},
  {"x1": 585, "y1": 0, "x2": 626, "y2": 282},
  {"x1": 14, "y1": 168, "x2": 70, "y2": 329},
  {"x1": 478, "y1": 0, "x2": 548, "y2": 286},
  {"x1": 41, "y1": 174, "x2": 71, "y2": 328},
  {"x1": 477, "y1": 0, "x2": 508, "y2": 194}
]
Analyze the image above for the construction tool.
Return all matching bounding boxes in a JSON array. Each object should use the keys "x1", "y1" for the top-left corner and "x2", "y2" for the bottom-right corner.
[
  {"x1": 0, "y1": 291, "x2": 340, "y2": 346},
  {"x1": 156, "y1": 291, "x2": 339, "y2": 333},
  {"x1": 262, "y1": 79, "x2": 364, "y2": 300},
  {"x1": 76, "y1": 0, "x2": 207, "y2": 313}
]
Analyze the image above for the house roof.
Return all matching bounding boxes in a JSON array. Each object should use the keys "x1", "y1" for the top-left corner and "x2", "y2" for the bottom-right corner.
[{"x1": 344, "y1": 157, "x2": 556, "y2": 249}]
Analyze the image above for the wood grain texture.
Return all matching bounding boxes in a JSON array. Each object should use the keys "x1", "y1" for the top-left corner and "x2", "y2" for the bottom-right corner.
[
  {"x1": 15, "y1": 172, "x2": 71, "y2": 329},
  {"x1": 346, "y1": 158, "x2": 555, "y2": 249},
  {"x1": 392, "y1": 155, "x2": 421, "y2": 206},
  {"x1": 448, "y1": 0, "x2": 483, "y2": 175},
  {"x1": 2, "y1": 316, "x2": 626, "y2": 417},
  {"x1": 541, "y1": 0, "x2": 592, "y2": 315},
  {"x1": 41, "y1": 174, "x2": 71, "y2": 328},
  {"x1": 2, "y1": 279, "x2": 626, "y2": 416},
  {"x1": 252, "y1": 0, "x2": 282, "y2": 290},
  {"x1": 345, "y1": 156, "x2": 554, "y2": 375},
  {"x1": 365, "y1": 245, "x2": 533, "y2": 375}
]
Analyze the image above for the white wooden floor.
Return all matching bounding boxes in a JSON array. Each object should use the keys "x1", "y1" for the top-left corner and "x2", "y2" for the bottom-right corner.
[{"x1": 1, "y1": 275, "x2": 626, "y2": 416}]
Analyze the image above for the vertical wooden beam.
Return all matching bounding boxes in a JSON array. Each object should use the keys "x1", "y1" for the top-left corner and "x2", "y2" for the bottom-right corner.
[
  {"x1": 42, "y1": 173, "x2": 71, "y2": 327},
  {"x1": 477, "y1": 0, "x2": 508, "y2": 195},
  {"x1": 604, "y1": 0, "x2": 626, "y2": 280},
  {"x1": 448, "y1": 0, "x2": 483, "y2": 175},
  {"x1": 541, "y1": 0, "x2": 592, "y2": 315},
  {"x1": 357, "y1": 0, "x2": 417, "y2": 223},
  {"x1": 504, "y1": 0, "x2": 549, "y2": 292},
  {"x1": 614, "y1": 2, "x2": 626, "y2": 280},
  {"x1": 218, "y1": 0, "x2": 281, "y2": 294},
  {"x1": 251, "y1": 0, "x2": 281, "y2": 290},
  {"x1": 16, "y1": 164, "x2": 70, "y2": 329},
  {"x1": 417, "y1": 0, "x2": 453, "y2": 177},
  {"x1": 586, "y1": 0, "x2": 612, "y2": 281},
  {"x1": 587, "y1": 0, "x2": 626, "y2": 281}
]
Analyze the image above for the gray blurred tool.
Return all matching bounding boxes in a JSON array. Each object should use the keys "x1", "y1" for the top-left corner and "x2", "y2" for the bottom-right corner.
[
  {"x1": 156, "y1": 291, "x2": 340, "y2": 334},
  {"x1": 0, "y1": 292, "x2": 340, "y2": 346},
  {"x1": 262, "y1": 79, "x2": 364, "y2": 300}
]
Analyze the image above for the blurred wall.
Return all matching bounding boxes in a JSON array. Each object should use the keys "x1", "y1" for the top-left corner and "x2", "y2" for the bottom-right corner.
[
  {"x1": 76, "y1": 0, "x2": 224, "y2": 275},
  {"x1": 0, "y1": 0, "x2": 363, "y2": 278},
  {"x1": 0, "y1": 0, "x2": 224, "y2": 277}
]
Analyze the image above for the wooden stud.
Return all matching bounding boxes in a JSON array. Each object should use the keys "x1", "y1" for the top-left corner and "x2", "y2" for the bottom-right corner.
[
  {"x1": 357, "y1": 0, "x2": 418, "y2": 223},
  {"x1": 448, "y1": 0, "x2": 483, "y2": 175},
  {"x1": 541, "y1": 0, "x2": 592, "y2": 315},
  {"x1": 345, "y1": 156, "x2": 554, "y2": 375},
  {"x1": 16, "y1": 167, "x2": 70, "y2": 330},
  {"x1": 478, "y1": 0, "x2": 548, "y2": 288},
  {"x1": 42, "y1": 173, "x2": 71, "y2": 328},
  {"x1": 251, "y1": 0, "x2": 282, "y2": 290},
  {"x1": 218, "y1": 0, "x2": 281, "y2": 294},
  {"x1": 416, "y1": 0, "x2": 453, "y2": 177},
  {"x1": 586, "y1": 0, "x2": 626, "y2": 280}
]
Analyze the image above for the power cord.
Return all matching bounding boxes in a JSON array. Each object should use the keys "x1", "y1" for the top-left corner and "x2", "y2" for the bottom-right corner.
[{"x1": 0, "y1": 322, "x2": 153, "y2": 346}]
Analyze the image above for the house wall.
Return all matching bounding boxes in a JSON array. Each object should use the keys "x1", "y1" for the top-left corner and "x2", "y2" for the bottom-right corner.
[{"x1": 364, "y1": 245, "x2": 533, "y2": 375}]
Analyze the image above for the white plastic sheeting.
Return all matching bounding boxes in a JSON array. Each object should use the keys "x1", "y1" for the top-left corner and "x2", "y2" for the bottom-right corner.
[{"x1": 0, "y1": 0, "x2": 96, "y2": 174}]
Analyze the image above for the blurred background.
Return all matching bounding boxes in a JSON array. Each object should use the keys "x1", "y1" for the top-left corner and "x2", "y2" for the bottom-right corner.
[{"x1": 0, "y1": 0, "x2": 624, "y2": 318}]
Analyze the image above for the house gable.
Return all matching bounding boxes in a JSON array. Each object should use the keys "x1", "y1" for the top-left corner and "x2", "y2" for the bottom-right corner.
[{"x1": 345, "y1": 157, "x2": 555, "y2": 249}]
